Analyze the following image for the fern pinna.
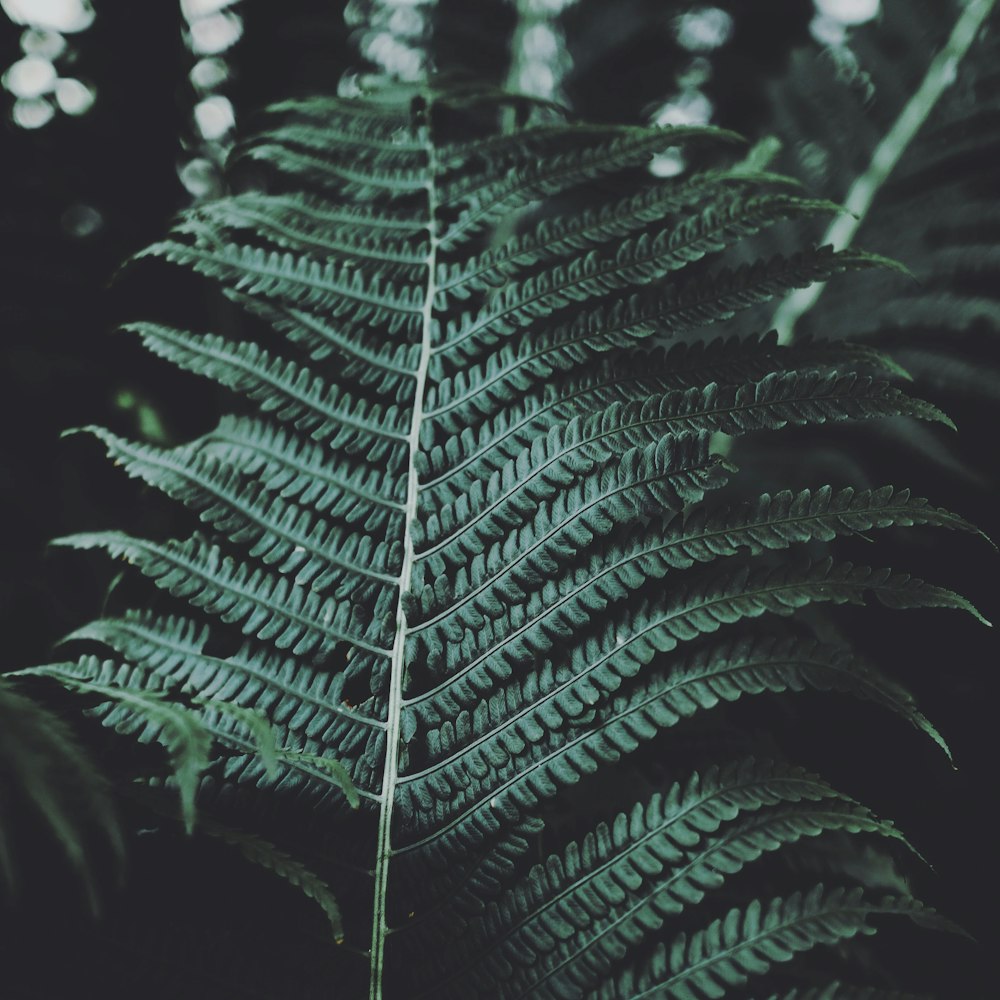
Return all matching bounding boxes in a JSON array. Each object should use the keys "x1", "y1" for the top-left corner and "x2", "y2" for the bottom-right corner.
[{"x1": 18, "y1": 83, "x2": 988, "y2": 998}]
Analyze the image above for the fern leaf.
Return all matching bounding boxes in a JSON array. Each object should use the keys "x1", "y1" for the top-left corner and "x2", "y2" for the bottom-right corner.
[
  {"x1": 64, "y1": 612, "x2": 381, "y2": 800},
  {"x1": 439, "y1": 192, "x2": 840, "y2": 307},
  {"x1": 137, "y1": 242, "x2": 424, "y2": 336},
  {"x1": 222, "y1": 293, "x2": 421, "y2": 403},
  {"x1": 54, "y1": 531, "x2": 394, "y2": 657},
  {"x1": 594, "y1": 886, "x2": 952, "y2": 999},
  {"x1": 0, "y1": 678, "x2": 123, "y2": 909},
  {"x1": 124, "y1": 325, "x2": 411, "y2": 465},
  {"x1": 423, "y1": 335, "x2": 910, "y2": 494},
  {"x1": 432, "y1": 246, "x2": 897, "y2": 382},
  {"x1": 409, "y1": 484, "x2": 978, "y2": 699},
  {"x1": 418, "y1": 759, "x2": 911, "y2": 997},
  {"x1": 441, "y1": 123, "x2": 742, "y2": 248},
  {"x1": 195, "y1": 415, "x2": 407, "y2": 531},
  {"x1": 237, "y1": 141, "x2": 431, "y2": 200},
  {"x1": 201, "y1": 821, "x2": 346, "y2": 942},
  {"x1": 81, "y1": 426, "x2": 403, "y2": 601},
  {"x1": 402, "y1": 626, "x2": 949, "y2": 843},
  {"x1": 254, "y1": 93, "x2": 415, "y2": 148},
  {"x1": 407, "y1": 557, "x2": 982, "y2": 737},
  {"x1": 42, "y1": 83, "x2": 988, "y2": 997},
  {"x1": 18, "y1": 659, "x2": 212, "y2": 833},
  {"x1": 275, "y1": 750, "x2": 362, "y2": 808},
  {"x1": 423, "y1": 375, "x2": 950, "y2": 518},
  {"x1": 436, "y1": 170, "x2": 807, "y2": 298},
  {"x1": 179, "y1": 194, "x2": 429, "y2": 274}
]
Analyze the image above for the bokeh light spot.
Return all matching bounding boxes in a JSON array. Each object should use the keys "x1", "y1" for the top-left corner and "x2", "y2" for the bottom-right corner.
[
  {"x1": 814, "y1": 0, "x2": 881, "y2": 25},
  {"x1": 387, "y1": 6, "x2": 423, "y2": 36},
  {"x1": 524, "y1": 0, "x2": 577, "y2": 13},
  {"x1": 655, "y1": 90, "x2": 714, "y2": 127},
  {"x1": 650, "y1": 148, "x2": 687, "y2": 178},
  {"x1": 61, "y1": 203, "x2": 103, "y2": 238},
  {"x1": 523, "y1": 23, "x2": 559, "y2": 61},
  {"x1": 364, "y1": 32, "x2": 425, "y2": 82},
  {"x1": 194, "y1": 94, "x2": 234, "y2": 140},
  {"x1": 11, "y1": 94, "x2": 54, "y2": 127},
  {"x1": 188, "y1": 10, "x2": 243, "y2": 56},
  {"x1": 4, "y1": 54, "x2": 56, "y2": 98},
  {"x1": 516, "y1": 62, "x2": 555, "y2": 98},
  {"x1": 797, "y1": 140, "x2": 831, "y2": 184},
  {"x1": 678, "y1": 56, "x2": 712, "y2": 89},
  {"x1": 1, "y1": 0, "x2": 94, "y2": 33},
  {"x1": 810, "y1": 15, "x2": 847, "y2": 46},
  {"x1": 675, "y1": 6, "x2": 734, "y2": 52},
  {"x1": 179, "y1": 157, "x2": 222, "y2": 199},
  {"x1": 20, "y1": 27, "x2": 65, "y2": 58},
  {"x1": 190, "y1": 57, "x2": 229, "y2": 91},
  {"x1": 54, "y1": 75, "x2": 94, "y2": 114}
]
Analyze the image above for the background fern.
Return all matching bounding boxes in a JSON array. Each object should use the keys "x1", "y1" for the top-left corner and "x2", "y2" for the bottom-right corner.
[{"x1": 1, "y1": 2, "x2": 996, "y2": 998}]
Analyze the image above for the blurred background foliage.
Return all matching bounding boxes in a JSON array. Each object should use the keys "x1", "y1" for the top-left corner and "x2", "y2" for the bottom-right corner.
[{"x1": 0, "y1": 1, "x2": 996, "y2": 996}]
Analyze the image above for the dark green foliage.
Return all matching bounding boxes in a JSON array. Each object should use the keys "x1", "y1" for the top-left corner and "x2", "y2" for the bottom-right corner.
[
  {"x1": 753, "y1": 0, "x2": 1000, "y2": 473},
  {"x1": 6, "y1": 33, "x2": 992, "y2": 998},
  {"x1": 0, "y1": 678, "x2": 123, "y2": 910}
]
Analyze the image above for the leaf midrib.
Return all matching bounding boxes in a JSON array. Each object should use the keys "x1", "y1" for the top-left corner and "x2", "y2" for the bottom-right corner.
[{"x1": 368, "y1": 107, "x2": 440, "y2": 1000}]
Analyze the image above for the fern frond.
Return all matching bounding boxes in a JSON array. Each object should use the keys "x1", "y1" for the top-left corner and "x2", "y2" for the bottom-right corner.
[
  {"x1": 423, "y1": 761, "x2": 912, "y2": 998},
  {"x1": 64, "y1": 612, "x2": 382, "y2": 798},
  {"x1": 431, "y1": 246, "x2": 896, "y2": 385},
  {"x1": 41, "y1": 80, "x2": 987, "y2": 997},
  {"x1": 254, "y1": 93, "x2": 415, "y2": 147},
  {"x1": 54, "y1": 531, "x2": 394, "y2": 657},
  {"x1": 422, "y1": 335, "x2": 910, "y2": 493},
  {"x1": 137, "y1": 242, "x2": 424, "y2": 336},
  {"x1": 436, "y1": 170, "x2": 807, "y2": 298},
  {"x1": 410, "y1": 482, "x2": 976, "y2": 678},
  {"x1": 195, "y1": 415, "x2": 407, "y2": 532},
  {"x1": 406, "y1": 556, "x2": 981, "y2": 739},
  {"x1": 180, "y1": 193, "x2": 429, "y2": 273},
  {"x1": 438, "y1": 191, "x2": 841, "y2": 304},
  {"x1": 398, "y1": 629, "x2": 947, "y2": 873},
  {"x1": 223, "y1": 293, "x2": 421, "y2": 402},
  {"x1": 395, "y1": 627, "x2": 957, "y2": 888},
  {"x1": 201, "y1": 822, "x2": 346, "y2": 942},
  {"x1": 424, "y1": 372, "x2": 949, "y2": 503},
  {"x1": 594, "y1": 886, "x2": 952, "y2": 1000},
  {"x1": 0, "y1": 678, "x2": 123, "y2": 908},
  {"x1": 236, "y1": 141, "x2": 431, "y2": 200},
  {"x1": 81, "y1": 426, "x2": 403, "y2": 596},
  {"x1": 17, "y1": 659, "x2": 211, "y2": 833},
  {"x1": 439, "y1": 123, "x2": 743, "y2": 248},
  {"x1": 125, "y1": 324, "x2": 410, "y2": 464}
]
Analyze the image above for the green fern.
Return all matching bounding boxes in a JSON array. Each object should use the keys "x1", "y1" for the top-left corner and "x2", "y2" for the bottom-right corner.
[
  {"x1": 0, "y1": 677, "x2": 123, "y2": 910},
  {"x1": 14, "y1": 77, "x2": 988, "y2": 998}
]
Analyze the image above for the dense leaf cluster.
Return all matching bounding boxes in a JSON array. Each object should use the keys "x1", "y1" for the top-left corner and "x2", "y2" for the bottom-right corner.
[{"x1": 6, "y1": 77, "x2": 988, "y2": 998}]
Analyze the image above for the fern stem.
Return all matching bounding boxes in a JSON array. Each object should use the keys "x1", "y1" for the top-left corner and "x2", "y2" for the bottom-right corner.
[
  {"x1": 368, "y1": 102, "x2": 440, "y2": 1000},
  {"x1": 772, "y1": 0, "x2": 997, "y2": 344}
]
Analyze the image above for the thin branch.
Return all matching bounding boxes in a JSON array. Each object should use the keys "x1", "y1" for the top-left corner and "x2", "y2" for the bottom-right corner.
[{"x1": 773, "y1": 0, "x2": 997, "y2": 344}]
